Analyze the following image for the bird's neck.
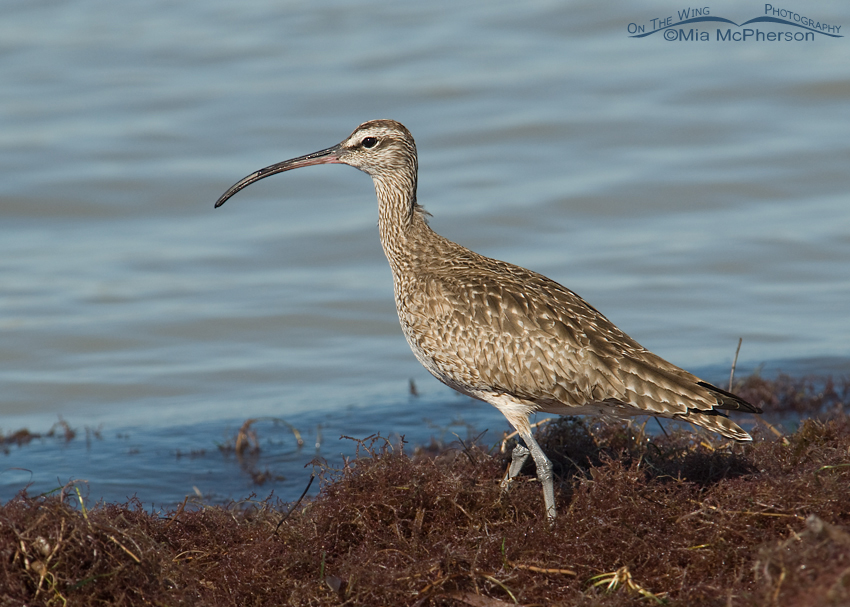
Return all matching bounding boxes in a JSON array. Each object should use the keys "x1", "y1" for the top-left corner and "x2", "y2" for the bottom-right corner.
[{"x1": 373, "y1": 174, "x2": 431, "y2": 275}]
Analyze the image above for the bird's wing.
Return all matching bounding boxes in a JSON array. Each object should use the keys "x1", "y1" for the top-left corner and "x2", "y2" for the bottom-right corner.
[{"x1": 404, "y1": 249, "x2": 756, "y2": 417}]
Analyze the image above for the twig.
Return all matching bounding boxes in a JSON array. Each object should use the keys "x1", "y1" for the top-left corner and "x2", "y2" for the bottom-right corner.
[
  {"x1": 729, "y1": 337, "x2": 743, "y2": 391},
  {"x1": 275, "y1": 473, "x2": 315, "y2": 533},
  {"x1": 500, "y1": 418, "x2": 552, "y2": 453},
  {"x1": 163, "y1": 495, "x2": 190, "y2": 531},
  {"x1": 453, "y1": 431, "x2": 487, "y2": 466}
]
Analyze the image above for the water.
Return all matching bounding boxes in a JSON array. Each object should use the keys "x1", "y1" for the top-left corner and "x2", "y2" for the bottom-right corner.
[{"x1": 2, "y1": 0, "x2": 849, "y2": 506}]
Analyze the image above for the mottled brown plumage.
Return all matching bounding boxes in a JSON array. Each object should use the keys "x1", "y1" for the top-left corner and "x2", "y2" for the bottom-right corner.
[{"x1": 215, "y1": 119, "x2": 762, "y2": 521}]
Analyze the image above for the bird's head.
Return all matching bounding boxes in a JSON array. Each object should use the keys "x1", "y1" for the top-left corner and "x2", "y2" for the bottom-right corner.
[{"x1": 215, "y1": 119, "x2": 418, "y2": 208}]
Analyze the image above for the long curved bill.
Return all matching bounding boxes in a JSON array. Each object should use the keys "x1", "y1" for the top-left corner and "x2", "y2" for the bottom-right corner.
[{"x1": 214, "y1": 143, "x2": 343, "y2": 208}]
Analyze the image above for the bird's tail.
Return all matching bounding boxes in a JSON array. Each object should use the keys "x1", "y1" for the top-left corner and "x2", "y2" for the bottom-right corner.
[{"x1": 697, "y1": 381, "x2": 763, "y2": 414}]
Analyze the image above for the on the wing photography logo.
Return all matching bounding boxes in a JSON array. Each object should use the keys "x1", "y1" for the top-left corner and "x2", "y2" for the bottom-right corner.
[{"x1": 628, "y1": 4, "x2": 842, "y2": 42}]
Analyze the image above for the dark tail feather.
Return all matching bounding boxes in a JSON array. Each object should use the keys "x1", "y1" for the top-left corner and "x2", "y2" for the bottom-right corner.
[{"x1": 698, "y1": 381, "x2": 763, "y2": 414}]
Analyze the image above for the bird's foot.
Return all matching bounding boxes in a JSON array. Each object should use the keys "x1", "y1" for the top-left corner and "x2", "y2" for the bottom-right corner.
[{"x1": 500, "y1": 444, "x2": 530, "y2": 493}]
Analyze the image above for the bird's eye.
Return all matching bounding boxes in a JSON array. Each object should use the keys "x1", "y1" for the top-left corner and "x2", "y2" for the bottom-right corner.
[{"x1": 361, "y1": 137, "x2": 378, "y2": 148}]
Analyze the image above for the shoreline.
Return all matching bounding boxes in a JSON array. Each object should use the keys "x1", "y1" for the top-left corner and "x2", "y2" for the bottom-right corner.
[{"x1": 3, "y1": 373, "x2": 849, "y2": 605}]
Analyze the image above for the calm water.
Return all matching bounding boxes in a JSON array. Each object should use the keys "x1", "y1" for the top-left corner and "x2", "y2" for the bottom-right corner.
[{"x1": 2, "y1": 0, "x2": 849, "y2": 506}]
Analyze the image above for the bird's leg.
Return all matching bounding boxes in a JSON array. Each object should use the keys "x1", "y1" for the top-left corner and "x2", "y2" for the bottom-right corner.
[
  {"x1": 518, "y1": 428, "x2": 556, "y2": 522},
  {"x1": 500, "y1": 444, "x2": 530, "y2": 492}
]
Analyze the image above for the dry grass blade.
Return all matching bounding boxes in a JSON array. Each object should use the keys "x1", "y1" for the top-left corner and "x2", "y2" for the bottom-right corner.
[
  {"x1": 107, "y1": 534, "x2": 141, "y2": 563},
  {"x1": 479, "y1": 573, "x2": 519, "y2": 604},
  {"x1": 508, "y1": 560, "x2": 577, "y2": 576},
  {"x1": 589, "y1": 566, "x2": 665, "y2": 603},
  {"x1": 446, "y1": 592, "x2": 523, "y2": 606}
]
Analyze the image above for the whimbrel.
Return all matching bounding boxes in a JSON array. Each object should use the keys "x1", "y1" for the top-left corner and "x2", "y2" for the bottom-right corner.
[{"x1": 215, "y1": 120, "x2": 762, "y2": 521}]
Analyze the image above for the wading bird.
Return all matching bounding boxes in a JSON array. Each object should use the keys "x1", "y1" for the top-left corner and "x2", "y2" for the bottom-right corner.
[{"x1": 215, "y1": 120, "x2": 761, "y2": 521}]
